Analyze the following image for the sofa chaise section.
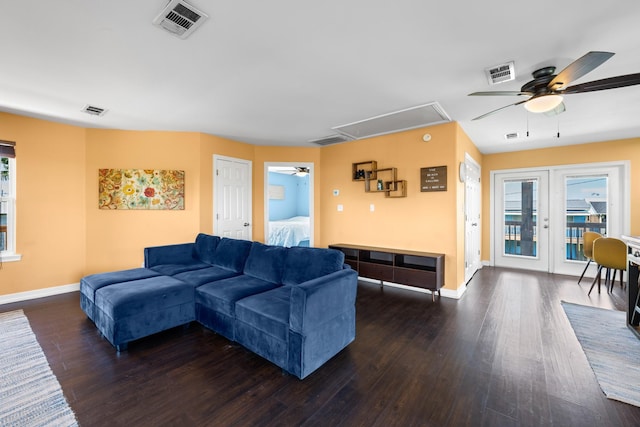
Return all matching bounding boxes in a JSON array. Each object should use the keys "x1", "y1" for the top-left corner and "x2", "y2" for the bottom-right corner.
[{"x1": 93, "y1": 275, "x2": 196, "y2": 351}]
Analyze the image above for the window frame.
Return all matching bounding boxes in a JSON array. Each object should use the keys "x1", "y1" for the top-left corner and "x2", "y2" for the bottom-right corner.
[{"x1": 0, "y1": 156, "x2": 20, "y2": 262}]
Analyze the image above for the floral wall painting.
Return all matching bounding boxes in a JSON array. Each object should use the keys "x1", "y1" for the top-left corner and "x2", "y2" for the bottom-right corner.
[{"x1": 99, "y1": 169, "x2": 185, "y2": 210}]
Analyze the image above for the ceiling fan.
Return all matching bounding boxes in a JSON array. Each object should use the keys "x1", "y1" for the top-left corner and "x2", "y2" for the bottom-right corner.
[
  {"x1": 469, "y1": 51, "x2": 640, "y2": 120},
  {"x1": 292, "y1": 166, "x2": 309, "y2": 176}
]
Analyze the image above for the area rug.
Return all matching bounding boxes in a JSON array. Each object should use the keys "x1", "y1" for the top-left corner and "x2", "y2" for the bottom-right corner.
[
  {"x1": 561, "y1": 301, "x2": 640, "y2": 407},
  {"x1": 0, "y1": 310, "x2": 78, "y2": 426}
]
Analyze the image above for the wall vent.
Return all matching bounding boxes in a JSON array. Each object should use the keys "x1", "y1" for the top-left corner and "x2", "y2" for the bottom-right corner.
[
  {"x1": 505, "y1": 132, "x2": 519, "y2": 140},
  {"x1": 153, "y1": 0, "x2": 208, "y2": 39},
  {"x1": 308, "y1": 134, "x2": 354, "y2": 146},
  {"x1": 332, "y1": 102, "x2": 451, "y2": 140},
  {"x1": 486, "y1": 61, "x2": 516, "y2": 85},
  {"x1": 81, "y1": 104, "x2": 107, "y2": 116}
]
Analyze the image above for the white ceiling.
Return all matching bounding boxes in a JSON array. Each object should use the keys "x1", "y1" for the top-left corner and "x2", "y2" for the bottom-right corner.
[{"x1": 1, "y1": 0, "x2": 640, "y2": 154}]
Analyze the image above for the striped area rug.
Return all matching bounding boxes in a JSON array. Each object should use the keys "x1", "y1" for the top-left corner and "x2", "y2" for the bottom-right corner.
[
  {"x1": 562, "y1": 301, "x2": 640, "y2": 407},
  {"x1": 0, "y1": 309, "x2": 78, "y2": 426}
]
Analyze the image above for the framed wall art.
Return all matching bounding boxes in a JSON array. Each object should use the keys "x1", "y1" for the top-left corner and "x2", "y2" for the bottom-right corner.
[{"x1": 98, "y1": 169, "x2": 185, "y2": 210}]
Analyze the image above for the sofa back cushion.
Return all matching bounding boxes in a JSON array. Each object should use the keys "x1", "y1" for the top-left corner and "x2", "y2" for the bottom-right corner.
[
  {"x1": 243, "y1": 242, "x2": 288, "y2": 284},
  {"x1": 213, "y1": 238, "x2": 253, "y2": 273},
  {"x1": 193, "y1": 233, "x2": 221, "y2": 265},
  {"x1": 282, "y1": 247, "x2": 345, "y2": 286}
]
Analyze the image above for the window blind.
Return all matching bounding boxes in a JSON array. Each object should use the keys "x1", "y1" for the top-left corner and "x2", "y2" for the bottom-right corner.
[{"x1": 0, "y1": 140, "x2": 16, "y2": 158}]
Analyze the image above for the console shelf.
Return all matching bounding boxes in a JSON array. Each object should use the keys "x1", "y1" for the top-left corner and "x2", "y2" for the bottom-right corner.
[{"x1": 329, "y1": 243, "x2": 444, "y2": 301}]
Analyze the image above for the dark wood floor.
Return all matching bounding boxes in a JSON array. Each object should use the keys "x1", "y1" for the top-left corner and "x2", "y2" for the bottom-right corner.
[{"x1": 2, "y1": 267, "x2": 640, "y2": 426}]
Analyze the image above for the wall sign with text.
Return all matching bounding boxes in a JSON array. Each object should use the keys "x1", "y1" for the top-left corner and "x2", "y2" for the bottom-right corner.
[{"x1": 420, "y1": 166, "x2": 447, "y2": 192}]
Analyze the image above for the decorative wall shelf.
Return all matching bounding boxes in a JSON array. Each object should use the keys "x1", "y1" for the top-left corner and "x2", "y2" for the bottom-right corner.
[
  {"x1": 353, "y1": 160, "x2": 407, "y2": 198},
  {"x1": 352, "y1": 160, "x2": 377, "y2": 181},
  {"x1": 364, "y1": 167, "x2": 397, "y2": 193}
]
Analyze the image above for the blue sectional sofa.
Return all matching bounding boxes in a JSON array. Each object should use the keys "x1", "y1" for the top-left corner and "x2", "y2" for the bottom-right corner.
[{"x1": 80, "y1": 234, "x2": 358, "y2": 379}]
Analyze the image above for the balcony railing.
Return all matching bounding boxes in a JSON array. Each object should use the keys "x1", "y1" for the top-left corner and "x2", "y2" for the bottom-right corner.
[{"x1": 504, "y1": 220, "x2": 606, "y2": 260}]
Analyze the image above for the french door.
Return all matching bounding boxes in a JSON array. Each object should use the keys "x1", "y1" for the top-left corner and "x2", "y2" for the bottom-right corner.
[
  {"x1": 494, "y1": 170, "x2": 549, "y2": 271},
  {"x1": 493, "y1": 162, "x2": 627, "y2": 275}
]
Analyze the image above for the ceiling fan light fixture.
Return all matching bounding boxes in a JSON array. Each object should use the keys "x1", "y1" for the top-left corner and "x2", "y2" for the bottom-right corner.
[{"x1": 524, "y1": 94, "x2": 564, "y2": 113}]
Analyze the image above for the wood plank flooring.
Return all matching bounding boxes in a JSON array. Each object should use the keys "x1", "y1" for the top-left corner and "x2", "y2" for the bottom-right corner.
[{"x1": 2, "y1": 267, "x2": 640, "y2": 426}]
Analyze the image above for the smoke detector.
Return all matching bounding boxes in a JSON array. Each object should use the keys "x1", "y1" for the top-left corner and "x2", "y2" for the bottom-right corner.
[
  {"x1": 485, "y1": 61, "x2": 516, "y2": 85},
  {"x1": 153, "y1": 0, "x2": 208, "y2": 39}
]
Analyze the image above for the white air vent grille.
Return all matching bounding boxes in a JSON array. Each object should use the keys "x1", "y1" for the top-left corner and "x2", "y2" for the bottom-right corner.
[
  {"x1": 486, "y1": 61, "x2": 515, "y2": 85},
  {"x1": 505, "y1": 132, "x2": 519, "y2": 140},
  {"x1": 308, "y1": 134, "x2": 354, "y2": 146},
  {"x1": 82, "y1": 105, "x2": 107, "y2": 116},
  {"x1": 332, "y1": 102, "x2": 451, "y2": 140},
  {"x1": 153, "y1": 0, "x2": 208, "y2": 39}
]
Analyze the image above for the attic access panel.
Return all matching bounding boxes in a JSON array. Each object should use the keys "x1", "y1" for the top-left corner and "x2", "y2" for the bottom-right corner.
[{"x1": 332, "y1": 102, "x2": 451, "y2": 140}]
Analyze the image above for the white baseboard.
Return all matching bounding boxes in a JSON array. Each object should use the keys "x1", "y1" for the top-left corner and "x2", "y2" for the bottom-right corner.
[
  {"x1": 358, "y1": 276, "x2": 465, "y2": 299},
  {"x1": 0, "y1": 283, "x2": 80, "y2": 306}
]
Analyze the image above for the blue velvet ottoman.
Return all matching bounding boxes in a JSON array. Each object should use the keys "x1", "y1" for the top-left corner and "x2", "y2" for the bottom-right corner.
[
  {"x1": 80, "y1": 268, "x2": 162, "y2": 321},
  {"x1": 93, "y1": 275, "x2": 196, "y2": 351}
]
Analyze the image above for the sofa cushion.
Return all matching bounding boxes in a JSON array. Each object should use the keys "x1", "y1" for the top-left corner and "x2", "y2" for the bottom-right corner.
[
  {"x1": 243, "y1": 242, "x2": 288, "y2": 284},
  {"x1": 150, "y1": 262, "x2": 211, "y2": 276},
  {"x1": 213, "y1": 238, "x2": 253, "y2": 273},
  {"x1": 193, "y1": 233, "x2": 220, "y2": 265},
  {"x1": 235, "y1": 286, "x2": 291, "y2": 341},
  {"x1": 80, "y1": 268, "x2": 161, "y2": 303},
  {"x1": 282, "y1": 247, "x2": 345, "y2": 286},
  {"x1": 95, "y1": 276, "x2": 194, "y2": 319},
  {"x1": 195, "y1": 275, "x2": 280, "y2": 318},
  {"x1": 173, "y1": 266, "x2": 239, "y2": 286}
]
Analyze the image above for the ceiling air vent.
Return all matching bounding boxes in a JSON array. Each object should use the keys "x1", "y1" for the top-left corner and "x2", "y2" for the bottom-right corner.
[
  {"x1": 505, "y1": 132, "x2": 519, "y2": 140},
  {"x1": 153, "y1": 0, "x2": 208, "y2": 39},
  {"x1": 81, "y1": 104, "x2": 107, "y2": 116},
  {"x1": 485, "y1": 61, "x2": 516, "y2": 85},
  {"x1": 308, "y1": 134, "x2": 354, "y2": 146},
  {"x1": 333, "y1": 102, "x2": 451, "y2": 140}
]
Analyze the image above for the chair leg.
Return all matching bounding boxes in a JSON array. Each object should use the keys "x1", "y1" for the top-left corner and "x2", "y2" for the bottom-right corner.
[
  {"x1": 610, "y1": 269, "x2": 617, "y2": 293},
  {"x1": 588, "y1": 265, "x2": 603, "y2": 296},
  {"x1": 578, "y1": 259, "x2": 592, "y2": 284}
]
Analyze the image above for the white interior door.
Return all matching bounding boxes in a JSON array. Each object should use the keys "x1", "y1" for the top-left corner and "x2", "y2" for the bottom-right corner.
[
  {"x1": 494, "y1": 170, "x2": 550, "y2": 271},
  {"x1": 214, "y1": 155, "x2": 252, "y2": 240},
  {"x1": 464, "y1": 156, "x2": 481, "y2": 282}
]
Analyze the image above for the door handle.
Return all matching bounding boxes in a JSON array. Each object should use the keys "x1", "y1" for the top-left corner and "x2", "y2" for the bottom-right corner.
[
  {"x1": 243, "y1": 223, "x2": 250, "y2": 227},
  {"x1": 471, "y1": 223, "x2": 478, "y2": 226}
]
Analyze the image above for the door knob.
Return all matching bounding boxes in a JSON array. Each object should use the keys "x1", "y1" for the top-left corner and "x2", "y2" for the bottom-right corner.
[{"x1": 243, "y1": 222, "x2": 250, "y2": 227}]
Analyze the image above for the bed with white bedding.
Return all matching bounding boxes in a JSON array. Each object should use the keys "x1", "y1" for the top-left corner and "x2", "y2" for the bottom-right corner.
[{"x1": 268, "y1": 216, "x2": 310, "y2": 247}]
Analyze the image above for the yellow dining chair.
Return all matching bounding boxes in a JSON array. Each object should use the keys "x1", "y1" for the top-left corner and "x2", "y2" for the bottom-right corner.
[
  {"x1": 588, "y1": 237, "x2": 627, "y2": 295},
  {"x1": 578, "y1": 231, "x2": 602, "y2": 284}
]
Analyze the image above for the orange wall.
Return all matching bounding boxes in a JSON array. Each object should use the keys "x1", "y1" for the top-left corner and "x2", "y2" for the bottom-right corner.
[
  {"x1": 481, "y1": 137, "x2": 640, "y2": 260},
  {"x1": 319, "y1": 123, "x2": 464, "y2": 291},
  {"x1": 0, "y1": 113, "x2": 87, "y2": 294},
  {"x1": 84, "y1": 129, "x2": 204, "y2": 274},
  {"x1": 0, "y1": 111, "x2": 479, "y2": 297}
]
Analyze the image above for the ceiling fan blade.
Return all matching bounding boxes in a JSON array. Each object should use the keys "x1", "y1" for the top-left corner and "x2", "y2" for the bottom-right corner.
[
  {"x1": 562, "y1": 73, "x2": 640, "y2": 94},
  {"x1": 548, "y1": 51, "x2": 615, "y2": 90},
  {"x1": 471, "y1": 99, "x2": 528, "y2": 120},
  {"x1": 543, "y1": 101, "x2": 566, "y2": 117},
  {"x1": 468, "y1": 91, "x2": 532, "y2": 96}
]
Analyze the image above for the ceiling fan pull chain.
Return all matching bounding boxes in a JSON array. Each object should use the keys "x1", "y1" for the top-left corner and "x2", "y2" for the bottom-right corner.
[{"x1": 557, "y1": 117, "x2": 561, "y2": 138}]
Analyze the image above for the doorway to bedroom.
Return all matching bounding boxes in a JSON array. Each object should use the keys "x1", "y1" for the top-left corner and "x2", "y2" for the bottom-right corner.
[{"x1": 264, "y1": 162, "x2": 314, "y2": 247}]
